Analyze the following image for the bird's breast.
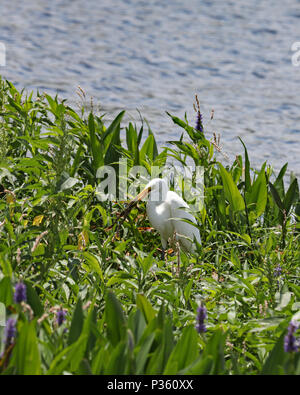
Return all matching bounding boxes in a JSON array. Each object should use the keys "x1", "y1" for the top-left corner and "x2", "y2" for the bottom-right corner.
[{"x1": 146, "y1": 201, "x2": 173, "y2": 237}]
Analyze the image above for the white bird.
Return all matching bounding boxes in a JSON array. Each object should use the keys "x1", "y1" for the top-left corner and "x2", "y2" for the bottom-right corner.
[{"x1": 126, "y1": 178, "x2": 201, "y2": 256}]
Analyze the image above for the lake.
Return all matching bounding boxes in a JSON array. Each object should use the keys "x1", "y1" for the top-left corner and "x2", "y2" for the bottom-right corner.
[{"x1": 0, "y1": 0, "x2": 300, "y2": 176}]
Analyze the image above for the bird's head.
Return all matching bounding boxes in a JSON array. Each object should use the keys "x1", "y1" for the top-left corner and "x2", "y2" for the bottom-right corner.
[
  {"x1": 145, "y1": 178, "x2": 168, "y2": 203},
  {"x1": 124, "y1": 178, "x2": 168, "y2": 213}
]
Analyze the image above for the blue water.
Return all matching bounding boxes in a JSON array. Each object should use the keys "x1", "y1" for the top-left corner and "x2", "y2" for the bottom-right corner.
[{"x1": 0, "y1": 0, "x2": 300, "y2": 176}]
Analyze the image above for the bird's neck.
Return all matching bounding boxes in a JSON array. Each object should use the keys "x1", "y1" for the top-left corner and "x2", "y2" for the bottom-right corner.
[{"x1": 149, "y1": 188, "x2": 167, "y2": 205}]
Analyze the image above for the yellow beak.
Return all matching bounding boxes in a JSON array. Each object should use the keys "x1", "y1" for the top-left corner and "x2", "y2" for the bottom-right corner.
[
  {"x1": 118, "y1": 186, "x2": 151, "y2": 219},
  {"x1": 128, "y1": 186, "x2": 151, "y2": 207}
]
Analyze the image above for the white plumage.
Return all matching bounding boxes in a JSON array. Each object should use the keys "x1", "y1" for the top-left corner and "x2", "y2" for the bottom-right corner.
[{"x1": 134, "y1": 178, "x2": 201, "y2": 253}]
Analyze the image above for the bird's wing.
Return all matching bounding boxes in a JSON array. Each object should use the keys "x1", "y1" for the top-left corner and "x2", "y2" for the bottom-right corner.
[
  {"x1": 167, "y1": 191, "x2": 201, "y2": 249},
  {"x1": 167, "y1": 191, "x2": 196, "y2": 222}
]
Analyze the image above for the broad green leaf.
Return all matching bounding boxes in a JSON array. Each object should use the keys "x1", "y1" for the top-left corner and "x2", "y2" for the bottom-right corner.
[
  {"x1": 182, "y1": 328, "x2": 226, "y2": 374},
  {"x1": 81, "y1": 251, "x2": 104, "y2": 282},
  {"x1": 104, "y1": 340, "x2": 128, "y2": 374},
  {"x1": 0, "y1": 276, "x2": 13, "y2": 305},
  {"x1": 50, "y1": 305, "x2": 95, "y2": 373},
  {"x1": 0, "y1": 253, "x2": 13, "y2": 278},
  {"x1": 274, "y1": 162, "x2": 288, "y2": 199},
  {"x1": 166, "y1": 112, "x2": 198, "y2": 142},
  {"x1": 269, "y1": 182, "x2": 284, "y2": 211},
  {"x1": 105, "y1": 291, "x2": 127, "y2": 347},
  {"x1": 135, "y1": 332, "x2": 156, "y2": 374},
  {"x1": 58, "y1": 177, "x2": 79, "y2": 192},
  {"x1": 126, "y1": 122, "x2": 137, "y2": 155},
  {"x1": 0, "y1": 302, "x2": 6, "y2": 326},
  {"x1": 88, "y1": 112, "x2": 102, "y2": 169},
  {"x1": 247, "y1": 163, "x2": 267, "y2": 219},
  {"x1": 261, "y1": 332, "x2": 287, "y2": 375},
  {"x1": 136, "y1": 294, "x2": 156, "y2": 324},
  {"x1": 70, "y1": 144, "x2": 83, "y2": 177},
  {"x1": 10, "y1": 320, "x2": 41, "y2": 375},
  {"x1": 283, "y1": 178, "x2": 298, "y2": 214},
  {"x1": 68, "y1": 298, "x2": 84, "y2": 345},
  {"x1": 184, "y1": 279, "x2": 193, "y2": 302},
  {"x1": 164, "y1": 325, "x2": 198, "y2": 374},
  {"x1": 128, "y1": 309, "x2": 147, "y2": 344},
  {"x1": 140, "y1": 134, "x2": 155, "y2": 163},
  {"x1": 104, "y1": 111, "x2": 125, "y2": 165},
  {"x1": 239, "y1": 137, "x2": 251, "y2": 192},
  {"x1": 145, "y1": 118, "x2": 158, "y2": 160},
  {"x1": 219, "y1": 163, "x2": 245, "y2": 212},
  {"x1": 24, "y1": 281, "x2": 44, "y2": 317},
  {"x1": 48, "y1": 334, "x2": 88, "y2": 374},
  {"x1": 146, "y1": 317, "x2": 174, "y2": 374},
  {"x1": 102, "y1": 110, "x2": 125, "y2": 143},
  {"x1": 139, "y1": 250, "x2": 155, "y2": 276}
]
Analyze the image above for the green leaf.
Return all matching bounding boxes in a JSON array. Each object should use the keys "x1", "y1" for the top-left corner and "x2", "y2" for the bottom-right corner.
[
  {"x1": 24, "y1": 281, "x2": 44, "y2": 317},
  {"x1": 135, "y1": 332, "x2": 156, "y2": 374},
  {"x1": 283, "y1": 178, "x2": 298, "y2": 214},
  {"x1": 182, "y1": 328, "x2": 226, "y2": 374},
  {"x1": 261, "y1": 332, "x2": 287, "y2": 375},
  {"x1": 104, "y1": 111, "x2": 125, "y2": 166},
  {"x1": 68, "y1": 298, "x2": 84, "y2": 345},
  {"x1": 128, "y1": 309, "x2": 147, "y2": 344},
  {"x1": 139, "y1": 250, "x2": 155, "y2": 277},
  {"x1": 0, "y1": 276, "x2": 13, "y2": 306},
  {"x1": 10, "y1": 320, "x2": 41, "y2": 375},
  {"x1": 145, "y1": 118, "x2": 158, "y2": 159},
  {"x1": 48, "y1": 334, "x2": 88, "y2": 374},
  {"x1": 103, "y1": 110, "x2": 125, "y2": 143},
  {"x1": 0, "y1": 253, "x2": 13, "y2": 278},
  {"x1": 269, "y1": 182, "x2": 284, "y2": 211},
  {"x1": 70, "y1": 144, "x2": 83, "y2": 177},
  {"x1": 274, "y1": 162, "x2": 288, "y2": 199},
  {"x1": 81, "y1": 251, "x2": 104, "y2": 282},
  {"x1": 136, "y1": 294, "x2": 156, "y2": 324},
  {"x1": 146, "y1": 317, "x2": 174, "y2": 374},
  {"x1": 184, "y1": 279, "x2": 193, "y2": 302},
  {"x1": 166, "y1": 112, "x2": 199, "y2": 142},
  {"x1": 0, "y1": 302, "x2": 6, "y2": 326},
  {"x1": 50, "y1": 305, "x2": 95, "y2": 374},
  {"x1": 104, "y1": 340, "x2": 128, "y2": 374},
  {"x1": 58, "y1": 177, "x2": 79, "y2": 192},
  {"x1": 247, "y1": 163, "x2": 267, "y2": 219},
  {"x1": 88, "y1": 112, "x2": 102, "y2": 169},
  {"x1": 219, "y1": 163, "x2": 245, "y2": 212},
  {"x1": 239, "y1": 137, "x2": 251, "y2": 192},
  {"x1": 164, "y1": 325, "x2": 198, "y2": 374},
  {"x1": 140, "y1": 134, "x2": 155, "y2": 163},
  {"x1": 126, "y1": 122, "x2": 138, "y2": 155},
  {"x1": 105, "y1": 291, "x2": 127, "y2": 347}
]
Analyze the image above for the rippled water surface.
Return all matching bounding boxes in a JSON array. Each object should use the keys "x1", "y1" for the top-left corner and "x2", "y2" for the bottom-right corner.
[{"x1": 1, "y1": 0, "x2": 300, "y2": 175}]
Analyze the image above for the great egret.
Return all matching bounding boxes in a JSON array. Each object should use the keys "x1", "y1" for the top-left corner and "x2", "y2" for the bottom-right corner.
[{"x1": 124, "y1": 178, "x2": 201, "y2": 256}]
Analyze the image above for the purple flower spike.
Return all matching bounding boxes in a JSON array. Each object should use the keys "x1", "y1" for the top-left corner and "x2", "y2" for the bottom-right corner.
[
  {"x1": 274, "y1": 264, "x2": 282, "y2": 277},
  {"x1": 284, "y1": 320, "x2": 299, "y2": 353},
  {"x1": 196, "y1": 304, "x2": 207, "y2": 334},
  {"x1": 195, "y1": 111, "x2": 204, "y2": 133},
  {"x1": 4, "y1": 318, "x2": 17, "y2": 346},
  {"x1": 194, "y1": 95, "x2": 204, "y2": 134},
  {"x1": 56, "y1": 309, "x2": 67, "y2": 327},
  {"x1": 14, "y1": 282, "x2": 27, "y2": 304}
]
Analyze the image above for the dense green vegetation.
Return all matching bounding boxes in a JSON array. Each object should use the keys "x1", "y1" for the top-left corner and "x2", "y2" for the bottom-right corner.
[{"x1": 0, "y1": 78, "x2": 299, "y2": 374}]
